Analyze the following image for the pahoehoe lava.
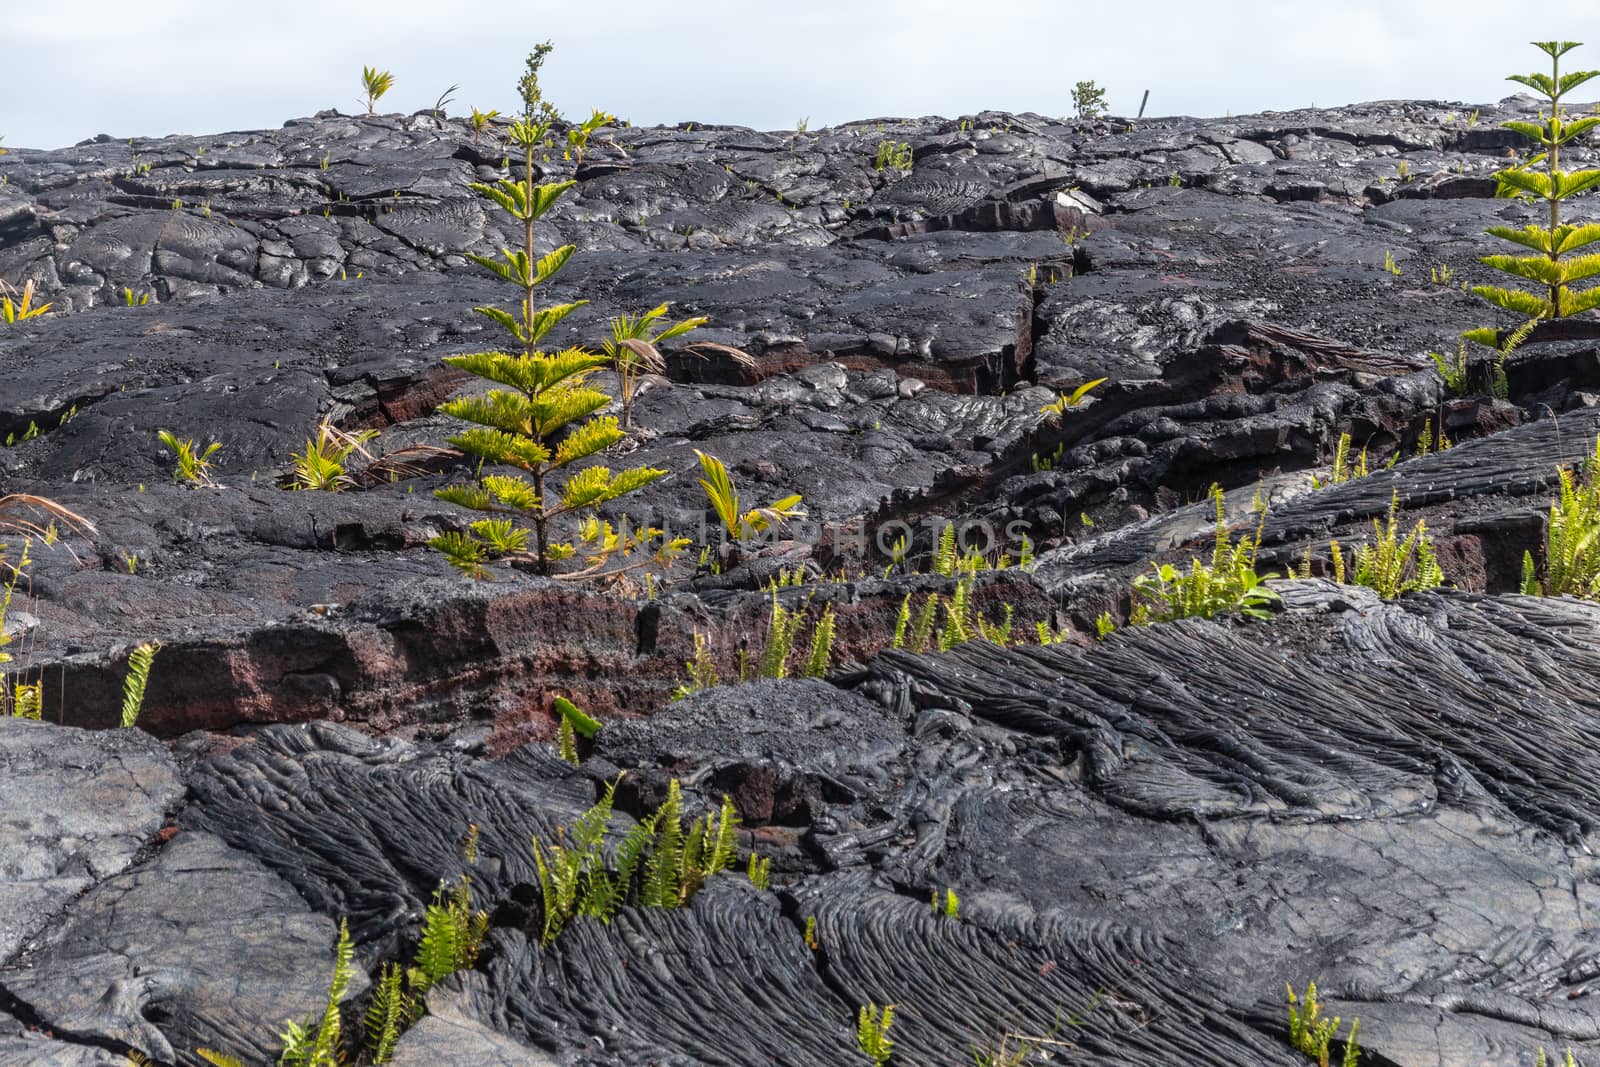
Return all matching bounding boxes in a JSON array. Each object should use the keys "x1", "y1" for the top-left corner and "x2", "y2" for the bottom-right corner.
[{"x1": 5, "y1": 95, "x2": 1600, "y2": 1065}]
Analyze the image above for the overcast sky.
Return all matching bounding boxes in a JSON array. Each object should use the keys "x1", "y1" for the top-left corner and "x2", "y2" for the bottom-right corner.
[{"x1": 4, "y1": 1, "x2": 1594, "y2": 150}]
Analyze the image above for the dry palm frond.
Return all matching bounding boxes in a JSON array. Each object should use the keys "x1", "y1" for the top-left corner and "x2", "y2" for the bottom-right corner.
[
  {"x1": 359, "y1": 443, "x2": 459, "y2": 485},
  {"x1": 685, "y1": 341, "x2": 758, "y2": 368},
  {"x1": 0, "y1": 493, "x2": 95, "y2": 540}
]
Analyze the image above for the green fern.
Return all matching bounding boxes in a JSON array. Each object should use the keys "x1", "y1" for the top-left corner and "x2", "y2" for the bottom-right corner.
[
  {"x1": 673, "y1": 631, "x2": 719, "y2": 699},
  {"x1": 536, "y1": 777, "x2": 741, "y2": 939},
  {"x1": 363, "y1": 963, "x2": 411, "y2": 1064},
  {"x1": 933, "y1": 523, "x2": 959, "y2": 577},
  {"x1": 1339, "y1": 491, "x2": 1444, "y2": 599},
  {"x1": 1285, "y1": 981, "x2": 1361, "y2": 1067},
  {"x1": 857, "y1": 1004, "x2": 896, "y2": 1066},
  {"x1": 892, "y1": 594, "x2": 913, "y2": 649},
  {"x1": 119, "y1": 642, "x2": 160, "y2": 728},
  {"x1": 804, "y1": 603, "x2": 836, "y2": 677},
  {"x1": 279, "y1": 920, "x2": 353, "y2": 1067},
  {"x1": 748, "y1": 853, "x2": 772, "y2": 891},
  {"x1": 758, "y1": 588, "x2": 807, "y2": 679},
  {"x1": 640, "y1": 780, "x2": 686, "y2": 908},
  {"x1": 1527, "y1": 433, "x2": 1600, "y2": 597},
  {"x1": 1131, "y1": 485, "x2": 1281, "y2": 623}
]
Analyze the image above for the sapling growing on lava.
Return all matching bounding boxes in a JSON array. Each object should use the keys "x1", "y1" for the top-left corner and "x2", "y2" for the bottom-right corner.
[
  {"x1": 430, "y1": 96, "x2": 685, "y2": 579},
  {"x1": 1072, "y1": 80, "x2": 1108, "y2": 119},
  {"x1": 1467, "y1": 41, "x2": 1600, "y2": 348}
]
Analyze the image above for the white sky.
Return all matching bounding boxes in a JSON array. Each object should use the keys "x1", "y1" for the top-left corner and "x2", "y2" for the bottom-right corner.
[{"x1": 2, "y1": 1, "x2": 1593, "y2": 149}]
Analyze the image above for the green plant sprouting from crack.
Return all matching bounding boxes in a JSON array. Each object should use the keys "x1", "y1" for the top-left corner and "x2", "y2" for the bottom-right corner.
[
  {"x1": 289, "y1": 423, "x2": 380, "y2": 492},
  {"x1": 694, "y1": 449, "x2": 804, "y2": 546},
  {"x1": 1285, "y1": 981, "x2": 1361, "y2": 1067},
  {"x1": 1129, "y1": 485, "x2": 1281, "y2": 624},
  {"x1": 1, "y1": 279, "x2": 50, "y2": 324},
  {"x1": 554, "y1": 694, "x2": 599, "y2": 765},
  {"x1": 157, "y1": 430, "x2": 223, "y2": 487},
  {"x1": 531, "y1": 776, "x2": 739, "y2": 945},
  {"x1": 1037, "y1": 377, "x2": 1106, "y2": 423},
  {"x1": 857, "y1": 1004, "x2": 896, "y2": 1066},
  {"x1": 873, "y1": 140, "x2": 913, "y2": 173},
  {"x1": 1333, "y1": 491, "x2": 1444, "y2": 599},
  {"x1": 601, "y1": 303, "x2": 709, "y2": 429},
  {"x1": 200, "y1": 876, "x2": 486, "y2": 1066},
  {"x1": 1522, "y1": 433, "x2": 1600, "y2": 597},
  {"x1": 674, "y1": 585, "x2": 835, "y2": 699}
]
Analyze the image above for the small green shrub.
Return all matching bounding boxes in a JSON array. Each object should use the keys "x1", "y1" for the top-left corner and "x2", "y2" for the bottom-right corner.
[
  {"x1": 931, "y1": 887, "x2": 959, "y2": 919},
  {"x1": 1071, "y1": 80, "x2": 1108, "y2": 119},
  {"x1": 1130, "y1": 485, "x2": 1281, "y2": 623}
]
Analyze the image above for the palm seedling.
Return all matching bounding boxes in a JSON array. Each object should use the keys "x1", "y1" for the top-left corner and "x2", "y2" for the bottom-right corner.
[
  {"x1": 156, "y1": 430, "x2": 223, "y2": 487},
  {"x1": 288, "y1": 422, "x2": 380, "y2": 492},
  {"x1": 1038, "y1": 377, "x2": 1106, "y2": 423},
  {"x1": 468, "y1": 106, "x2": 500, "y2": 144},
  {"x1": 431, "y1": 107, "x2": 687, "y2": 579},
  {"x1": 692, "y1": 450, "x2": 803, "y2": 544},
  {"x1": 362, "y1": 67, "x2": 396, "y2": 114},
  {"x1": 1, "y1": 279, "x2": 51, "y2": 323},
  {"x1": 601, "y1": 303, "x2": 715, "y2": 429},
  {"x1": 1466, "y1": 41, "x2": 1600, "y2": 350}
]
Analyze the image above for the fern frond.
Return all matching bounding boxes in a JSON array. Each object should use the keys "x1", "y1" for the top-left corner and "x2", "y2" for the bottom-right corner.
[{"x1": 119, "y1": 642, "x2": 160, "y2": 728}]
